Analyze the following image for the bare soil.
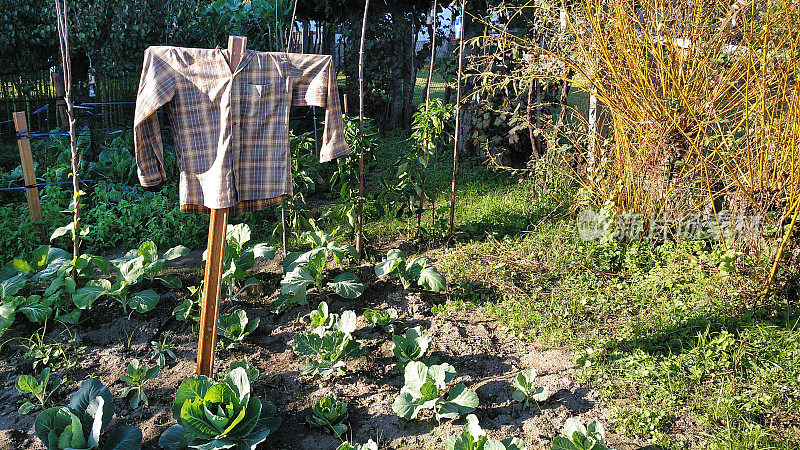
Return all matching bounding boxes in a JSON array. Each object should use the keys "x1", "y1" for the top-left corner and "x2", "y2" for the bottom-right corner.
[{"x1": 0, "y1": 251, "x2": 651, "y2": 450}]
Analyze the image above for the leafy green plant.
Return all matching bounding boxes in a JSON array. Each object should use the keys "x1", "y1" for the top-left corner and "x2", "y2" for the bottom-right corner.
[
  {"x1": 16, "y1": 367, "x2": 63, "y2": 414},
  {"x1": 337, "y1": 440, "x2": 378, "y2": 450},
  {"x1": 392, "y1": 326, "x2": 432, "y2": 370},
  {"x1": 173, "y1": 285, "x2": 202, "y2": 323},
  {"x1": 511, "y1": 369, "x2": 549, "y2": 408},
  {"x1": 229, "y1": 358, "x2": 264, "y2": 382},
  {"x1": 0, "y1": 245, "x2": 78, "y2": 333},
  {"x1": 273, "y1": 227, "x2": 362, "y2": 313},
  {"x1": 395, "y1": 99, "x2": 453, "y2": 223},
  {"x1": 217, "y1": 309, "x2": 260, "y2": 349},
  {"x1": 392, "y1": 361, "x2": 478, "y2": 421},
  {"x1": 292, "y1": 329, "x2": 364, "y2": 377},
  {"x1": 307, "y1": 301, "x2": 358, "y2": 337},
  {"x1": 219, "y1": 223, "x2": 275, "y2": 299},
  {"x1": 363, "y1": 308, "x2": 398, "y2": 332},
  {"x1": 445, "y1": 414, "x2": 525, "y2": 450},
  {"x1": 20, "y1": 325, "x2": 85, "y2": 372},
  {"x1": 375, "y1": 249, "x2": 446, "y2": 292},
  {"x1": 35, "y1": 377, "x2": 142, "y2": 450},
  {"x1": 150, "y1": 337, "x2": 177, "y2": 368},
  {"x1": 551, "y1": 418, "x2": 614, "y2": 450},
  {"x1": 306, "y1": 395, "x2": 349, "y2": 438},
  {"x1": 158, "y1": 367, "x2": 281, "y2": 450},
  {"x1": 95, "y1": 241, "x2": 190, "y2": 315},
  {"x1": 119, "y1": 360, "x2": 160, "y2": 409}
]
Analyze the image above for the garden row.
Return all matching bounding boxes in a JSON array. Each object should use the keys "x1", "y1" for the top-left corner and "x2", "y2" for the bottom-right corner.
[{"x1": 4, "y1": 220, "x2": 614, "y2": 449}]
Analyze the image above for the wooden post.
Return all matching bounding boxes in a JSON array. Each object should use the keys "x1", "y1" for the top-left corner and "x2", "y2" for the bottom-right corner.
[
  {"x1": 50, "y1": 68, "x2": 69, "y2": 128},
  {"x1": 13, "y1": 112, "x2": 46, "y2": 240},
  {"x1": 196, "y1": 36, "x2": 246, "y2": 377},
  {"x1": 448, "y1": 1, "x2": 466, "y2": 245},
  {"x1": 356, "y1": 0, "x2": 370, "y2": 257}
]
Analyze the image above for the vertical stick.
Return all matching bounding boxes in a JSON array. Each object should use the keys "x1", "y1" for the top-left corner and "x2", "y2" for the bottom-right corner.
[
  {"x1": 343, "y1": 93, "x2": 349, "y2": 116},
  {"x1": 448, "y1": 0, "x2": 466, "y2": 245},
  {"x1": 197, "y1": 208, "x2": 229, "y2": 376},
  {"x1": 417, "y1": 0, "x2": 438, "y2": 239},
  {"x1": 281, "y1": 205, "x2": 288, "y2": 254},
  {"x1": 281, "y1": 1, "x2": 298, "y2": 257},
  {"x1": 55, "y1": 0, "x2": 81, "y2": 268},
  {"x1": 13, "y1": 112, "x2": 46, "y2": 240},
  {"x1": 196, "y1": 36, "x2": 246, "y2": 377},
  {"x1": 356, "y1": 0, "x2": 370, "y2": 257}
]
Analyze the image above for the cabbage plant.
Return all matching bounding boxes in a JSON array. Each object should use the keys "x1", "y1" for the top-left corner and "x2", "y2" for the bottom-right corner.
[
  {"x1": 306, "y1": 395, "x2": 348, "y2": 438},
  {"x1": 511, "y1": 369, "x2": 549, "y2": 408},
  {"x1": 392, "y1": 361, "x2": 478, "y2": 421},
  {"x1": 392, "y1": 326, "x2": 432, "y2": 370},
  {"x1": 158, "y1": 367, "x2": 281, "y2": 450},
  {"x1": 551, "y1": 418, "x2": 614, "y2": 450},
  {"x1": 374, "y1": 249, "x2": 446, "y2": 292},
  {"x1": 363, "y1": 308, "x2": 398, "y2": 332},
  {"x1": 445, "y1": 414, "x2": 525, "y2": 450},
  {"x1": 35, "y1": 378, "x2": 142, "y2": 450}
]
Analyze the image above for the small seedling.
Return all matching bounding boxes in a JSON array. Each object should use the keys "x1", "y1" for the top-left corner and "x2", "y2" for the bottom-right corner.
[
  {"x1": 308, "y1": 301, "x2": 358, "y2": 336},
  {"x1": 363, "y1": 308, "x2": 398, "y2": 332},
  {"x1": 119, "y1": 359, "x2": 160, "y2": 409},
  {"x1": 173, "y1": 285, "x2": 202, "y2": 322},
  {"x1": 392, "y1": 361, "x2": 478, "y2": 421},
  {"x1": 391, "y1": 326, "x2": 431, "y2": 370},
  {"x1": 337, "y1": 440, "x2": 379, "y2": 450},
  {"x1": 15, "y1": 367, "x2": 63, "y2": 414},
  {"x1": 150, "y1": 337, "x2": 177, "y2": 368},
  {"x1": 374, "y1": 249, "x2": 446, "y2": 292},
  {"x1": 551, "y1": 418, "x2": 614, "y2": 450},
  {"x1": 445, "y1": 414, "x2": 525, "y2": 450},
  {"x1": 292, "y1": 330, "x2": 364, "y2": 377},
  {"x1": 307, "y1": 395, "x2": 349, "y2": 438},
  {"x1": 217, "y1": 309, "x2": 259, "y2": 349},
  {"x1": 229, "y1": 357, "x2": 264, "y2": 382},
  {"x1": 511, "y1": 369, "x2": 549, "y2": 408}
]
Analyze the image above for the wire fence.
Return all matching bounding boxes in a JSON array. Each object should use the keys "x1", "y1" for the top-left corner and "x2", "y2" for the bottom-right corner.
[{"x1": 0, "y1": 71, "x2": 138, "y2": 141}]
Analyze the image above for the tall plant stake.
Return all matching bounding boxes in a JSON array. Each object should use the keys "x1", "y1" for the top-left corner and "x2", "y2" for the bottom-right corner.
[
  {"x1": 55, "y1": 0, "x2": 81, "y2": 267},
  {"x1": 416, "y1": 0, "x2": 438, "y2": 240},
  {"x1": 279, "y1": 0, "x2": 299, "y2": 256},
  {"x1": 356, "y1": 0, "x2": 370, "y2": 257},
  {"x1": 448, "y1": 0, "x2": 466, "y2": 245}
]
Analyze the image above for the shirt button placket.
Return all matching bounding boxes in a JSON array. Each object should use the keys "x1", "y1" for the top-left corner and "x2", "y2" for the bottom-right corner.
[{"x1": 231, "y1": 74, "x2": 239, "y2": 202}]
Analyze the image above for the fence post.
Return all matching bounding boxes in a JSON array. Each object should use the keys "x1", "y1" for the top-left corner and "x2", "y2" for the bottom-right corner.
[{"x1": 13, "y1": 111, "x2": 46, "y2": 241}]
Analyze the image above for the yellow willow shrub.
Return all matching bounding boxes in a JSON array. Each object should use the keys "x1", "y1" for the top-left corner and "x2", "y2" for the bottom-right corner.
[
  {"x1": 467, "y1": 0, "x2": 799, "y2": 286},
  {"x1": 568, "y1": 0, "x2": 800, "y2": 281}
]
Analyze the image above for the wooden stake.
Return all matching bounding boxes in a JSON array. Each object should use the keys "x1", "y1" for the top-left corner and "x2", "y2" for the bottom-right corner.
[
  {"x1": 13, "y1": 112, "x2": 46, "y2": 240},
  {"x1": 356, "y1": 0, "x2": 370, "y2": 257},
  {"x1": 448, "y1": 0, "x2": 466, "y2": 245},
  {"x1": 55, "y1": 0, "x2": 81, "y2": 268},
  {"x1": 416, "y1": 0, "x2": 438, "y2": 240},
  {"x1": 196, "y1": 36, "x2": 246, "y2": 377}
]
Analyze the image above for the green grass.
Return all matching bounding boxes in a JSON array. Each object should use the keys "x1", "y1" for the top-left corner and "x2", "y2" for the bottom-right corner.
[{"x1": 363, "y1": 139, "x2": 800, "y2": 447}]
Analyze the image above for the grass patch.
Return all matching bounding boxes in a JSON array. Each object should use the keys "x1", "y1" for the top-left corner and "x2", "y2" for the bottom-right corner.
[{"x1": 363, "y1": 158, "x2": 800, "y2": 448}]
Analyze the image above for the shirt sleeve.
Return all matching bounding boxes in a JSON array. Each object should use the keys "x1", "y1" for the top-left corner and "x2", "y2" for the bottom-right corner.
[
  {"x1": 287, "y1": 54, "x2": 350, "y2": 163},
  {"x1": 133, "y1": 47, "x2": 175, "y2": 187}
]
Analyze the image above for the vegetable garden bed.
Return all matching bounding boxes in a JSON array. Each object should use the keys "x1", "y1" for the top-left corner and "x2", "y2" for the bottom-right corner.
[{"x1": 0, "y1": 247, "x2": 645, "y2": 449}]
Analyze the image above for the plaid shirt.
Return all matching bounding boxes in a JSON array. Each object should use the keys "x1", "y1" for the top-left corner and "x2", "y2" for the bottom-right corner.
[{"x1": 134, "y1": 45, "x2": 349, "y2": 213}]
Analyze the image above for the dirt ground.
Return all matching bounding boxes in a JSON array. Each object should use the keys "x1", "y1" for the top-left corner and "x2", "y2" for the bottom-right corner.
[{"x1": 0, "y1": 250, "x2": 652, "y2": 450}]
